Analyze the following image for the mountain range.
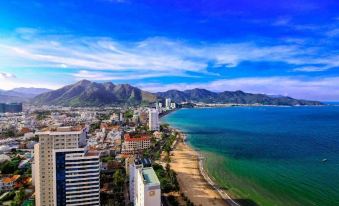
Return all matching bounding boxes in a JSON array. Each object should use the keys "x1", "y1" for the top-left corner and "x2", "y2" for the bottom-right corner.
[
  {"x1": 30, "y1": 80, "x2": 323, "y2": 106},
  {"x1": 156, "y1": 89, "x2": 323, "y2": 106},
  {"x1": 0, "y1": 87, "x2": 51, "y2": 103},
  {"x1": 31, "y1": 80, "x2": 157, "y2": 107}
]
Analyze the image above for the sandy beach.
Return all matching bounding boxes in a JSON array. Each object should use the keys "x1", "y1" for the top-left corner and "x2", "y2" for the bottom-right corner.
[{"x1": 170, "y1": 139, "x2": 230, "y2": 206}]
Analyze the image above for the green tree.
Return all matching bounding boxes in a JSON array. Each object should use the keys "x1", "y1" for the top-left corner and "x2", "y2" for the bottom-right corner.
[
  {"x1": 113, "y1": 170, "x2": 125, "y2": 188},
  {"x1": 14, "y1": 187, "x2": 25, "y2": 205},
  {"x1": 124, "y1": 110, "x2": 133, "y2": 119}
]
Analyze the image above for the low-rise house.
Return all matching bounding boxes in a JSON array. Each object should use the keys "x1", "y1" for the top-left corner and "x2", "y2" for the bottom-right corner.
[
  {"x1": 153, "y1": 131, "x2": 162, "y2": 140},
  {"x1": 2, "y1": 175, "x2": 20, "y2": 191},
  {"x1": 0, "y1": 154, "x2": 10, "y2": 163}
]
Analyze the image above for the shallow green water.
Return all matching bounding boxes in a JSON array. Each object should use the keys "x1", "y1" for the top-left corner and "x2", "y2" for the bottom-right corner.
[{"x1": 163, "y1": 107, "x2": 339, "y2": 206}]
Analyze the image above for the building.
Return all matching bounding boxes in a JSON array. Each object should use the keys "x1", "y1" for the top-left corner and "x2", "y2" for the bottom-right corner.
[
  {"x1": 129, "y1": 159, "x2": 161, "y2": 206},
  {"x1": 165, "y1": 98, "x2": 171, "y2": 109},
  {"x1": 33, "y1": 126, "x2": 88, "y2": 206},
  {"x1": 121, "y1": 134, "x2": 151, "y2": 155},
  {"x1": 0, "y1": 103, "x2": 23, "y2": 113},
  {"x1": 148, "y1": 109, "x2": 159, "y2": 131},
  {"x1": 119, "y1": 113, "x2": 124, "y2": 122},
  {"x1": 1, "y1": 175, "x2": 21, "y2": 191},
  {"x1": 129, "y1": 159, "x2": 148, "y2": 202},
  {"x1": 53, "y1": 148, "x2": 100, "y2": 206},
  {"x1": 170, "y1": 102, "x2": 176, "y2": 109}
]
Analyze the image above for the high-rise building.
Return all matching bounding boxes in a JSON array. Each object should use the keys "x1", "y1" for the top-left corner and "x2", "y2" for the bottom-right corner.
[
  {"x1": 135, "y1": 167, "x2": 161, "y2": 206},
  {"x1": 170, "y1": 102, "x2": 176, "y2": 109},
  {"x1": 129, "y1": 159, "x2": 161, "y2": 206},
  {"x1": 53, "y1": 148, "x2": 100, "y2": 206},
  {"x1": 165, "y1": 98, "x2": 171, "y2": 109},
  {"x1": 0, "y1": 103, "x2": 23, "y2": 113},
  {"x1": 33, "y1": 127, "x2": 91, "y2": 206},
  {"x1": 119, "y1": 112, "x2": 124, "y2": 122},
  {"x1": 148, "y1": 109, "x2": 159, "y2": 131}
]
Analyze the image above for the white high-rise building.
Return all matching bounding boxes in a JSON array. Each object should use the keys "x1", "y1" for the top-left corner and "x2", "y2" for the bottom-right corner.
[
  {"x1": 148, "y1": 109, "x2": 159, "y2": 131},
  {"x1": 135, "y1": 167, "x2": 161, "y2": 206},
  {"x1": 165, "y1": 98, "x2": 171, "y2": 109},
  {"x1": 119, "y1": 112, "x2": 124, "y2": 122},
  {"x1": 170, "y1": 102, "x2": 176, "y2": 109},
  {"x1": 33, "y1": 127, "x2": 97, "y2": 206},
  {"x1": 129, "y1": 159, "x2": 161, "y2": 206}
]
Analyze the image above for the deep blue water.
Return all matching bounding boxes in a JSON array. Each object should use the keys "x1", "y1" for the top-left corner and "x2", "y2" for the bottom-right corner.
[{"x1": 163, "y1": 106, "x2": 339, "y2": 206}]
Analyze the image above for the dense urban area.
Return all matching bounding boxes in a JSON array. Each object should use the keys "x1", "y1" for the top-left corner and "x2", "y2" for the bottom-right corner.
[{"x1": 0, "y1": 100, "x2": 199, "y2": 206}]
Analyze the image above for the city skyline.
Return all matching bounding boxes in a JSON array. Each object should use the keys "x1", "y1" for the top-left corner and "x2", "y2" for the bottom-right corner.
[{"x1": 1, "y1": 0, "x2": 339, "y2": 101}]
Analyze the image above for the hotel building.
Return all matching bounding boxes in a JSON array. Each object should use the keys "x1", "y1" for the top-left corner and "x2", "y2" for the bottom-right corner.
[
  {"x1": 148, "y1": 109, "x2": 160, "y2": 131},
  {"x1": 33, "y1": 126, "x2": 100, "y2": 206},
  {"x1": 129, "y1": 159, "x2": 161, "y2": 206},
  {"x1": 165, "y1": 98, "x2": 171, "y2": 110},
  {"x1": 121, "y1": 134, "x2": 151, "y2": 155},
  {"x1": 53, "y1": 148, "x2": 100, "y2": 206}
]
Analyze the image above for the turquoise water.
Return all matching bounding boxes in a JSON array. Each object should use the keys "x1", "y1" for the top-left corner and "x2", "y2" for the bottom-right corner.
[{"x1": 163, "y1": 107, "x2": 339, "y2": 206}]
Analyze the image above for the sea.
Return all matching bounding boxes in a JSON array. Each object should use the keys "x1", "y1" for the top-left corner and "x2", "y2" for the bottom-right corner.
[{"x1": 162, "y1": 106, "x2": 339, "y2": 206}]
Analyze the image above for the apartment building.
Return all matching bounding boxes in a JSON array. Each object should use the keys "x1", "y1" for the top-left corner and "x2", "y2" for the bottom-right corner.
[
  {"x1": 33, "y1": 126, "x2": 88, "y2": 206},
  {"x1": 148, "y1": 109, "x2": 160, "y2": 131},
  {"x1": 53, "y1": 148, "x2": 100, "y2": 206},
  {"x1": 121, "y1": 134, "x2": 151, "y2": 155},
  {"x1": 129, "y1": 158, "x2": 161, "y2": 206}
]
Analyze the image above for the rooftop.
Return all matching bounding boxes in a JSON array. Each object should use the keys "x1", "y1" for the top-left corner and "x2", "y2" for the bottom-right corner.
[
  {"x1": 2, "y1": 175, "x2": 20, "y2": 184},
  {"x1": 142, "y1": 167, "x2": 160, "y2": 185},
  {"x1": 124, "y1": 133, "x2": 150, "y2": 142}
]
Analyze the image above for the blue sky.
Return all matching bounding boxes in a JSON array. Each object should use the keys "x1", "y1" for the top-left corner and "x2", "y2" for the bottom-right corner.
[{"x1": 0, "y1": 0, "x2": 339, "y2": 100}]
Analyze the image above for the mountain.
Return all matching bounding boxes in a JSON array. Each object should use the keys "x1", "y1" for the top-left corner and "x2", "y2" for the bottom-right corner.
[
  {"x1": 32, "y1": 80, "x2": 158, "y2": 106},
  {"x1": 156, "y1": 89, "x2": 323, "y2": 106},
  {"x1": 31, "y1": 80, "x2": 322, "y2": 106},
  {"x1": 10, "y1": 87, "x2": 51, "y2": 96},
  {"x1": 0, "y1": 87, "x2": 51, "y2": 103},
  {"x1": 0, "y1": 93, "x2": 28, "y2": 103}
]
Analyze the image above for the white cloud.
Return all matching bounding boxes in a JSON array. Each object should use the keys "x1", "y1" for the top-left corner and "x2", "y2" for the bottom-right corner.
[
  {"x1": 293, "y1": 66, "x2": 330, "y2": 72},
  {"x1": 326, "y1": 28, "x2": 339, "y2": 37},
  {"x1": 0, "y1": 78, "x2": 62, "y2": 90},
  {"x1": 72, "y1": 70, "x2": 193, "y2": 81},
  {"x1": 272, "y1": 17, "x2": 291, "y2": 26},
  {"x1": 0, "y1": 34, "x2": 337, "y2": 79},
  {"x1": 0, "y1": 72, "x2": 16, "y2": 79}
]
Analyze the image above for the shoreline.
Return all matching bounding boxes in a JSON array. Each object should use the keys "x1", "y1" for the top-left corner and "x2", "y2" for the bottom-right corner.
[{"x1": 169, "y1": 127, "x2": 240, "y2": 206}]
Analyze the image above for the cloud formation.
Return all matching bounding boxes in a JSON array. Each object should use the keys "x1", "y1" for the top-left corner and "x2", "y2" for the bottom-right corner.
[
  {"x1": 0, "y1": 32, "x2": 338, "y2": 79},
  {"x1": 0, "y1": 72, "x2": 16, "y2": 79}
]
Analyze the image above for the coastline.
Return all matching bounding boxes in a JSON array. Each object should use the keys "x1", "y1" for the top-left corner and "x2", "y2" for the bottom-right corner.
[{"x1": 169, "y1": 127, "x2": 240, "y2": 206}]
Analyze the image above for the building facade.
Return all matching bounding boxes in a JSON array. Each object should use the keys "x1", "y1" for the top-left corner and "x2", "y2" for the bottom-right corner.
[
  {"x1": 53, "y1": 148, "x2": 100, "y2": 206},
  {"x1": 121, "y1": 134, "x2": 151, "y2": 155},
  {"x1": 165, "y1": 98, "x2": 171, "y2": 109},
  {"x1": 129, "y1": 159, "x2": 161, "y2": 206},
  {"x1": 0, "y1": 103, "x2": 23, "y2": 113},
  {"x1": 148, "y1": 109, "x2": 159, "y2": 131},
  {"x1": 33, "y1": 127, "x2": 88, "y2": 206}
]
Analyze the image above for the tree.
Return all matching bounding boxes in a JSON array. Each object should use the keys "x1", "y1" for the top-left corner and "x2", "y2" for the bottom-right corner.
[
  {"x1": 14, "y1": 187, "x2": 25, "y2": 205},
  {"x1": 113, "y1": 169, "x2": 125, "y2": 189},
  {"x1": 124, "y1": 110, "x2": 133, "y2": 119},
  {"x1": 0, "y1": 159, "x2": 20, "y2": 174}
]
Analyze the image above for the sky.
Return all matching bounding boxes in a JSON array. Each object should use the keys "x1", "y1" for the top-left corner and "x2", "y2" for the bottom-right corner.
[{"x1": 0, "y1": 0, "x2": 339, "y2": 101}]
